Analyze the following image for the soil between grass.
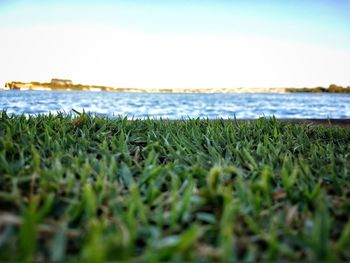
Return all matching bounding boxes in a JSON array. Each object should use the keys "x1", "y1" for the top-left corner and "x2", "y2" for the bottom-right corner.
[{"x1": 0, "y1": 112, "x2": 350, "y2": 262}]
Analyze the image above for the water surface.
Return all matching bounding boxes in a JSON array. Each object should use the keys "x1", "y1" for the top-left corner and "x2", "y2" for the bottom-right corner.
[{"x1": 1, "y1": 90, "x2": 349, "y2": 119}]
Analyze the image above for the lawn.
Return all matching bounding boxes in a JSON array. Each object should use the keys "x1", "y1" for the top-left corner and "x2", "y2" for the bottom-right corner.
[{"x1": 0, "y1": 111, "x2": 349, "y2": 262}]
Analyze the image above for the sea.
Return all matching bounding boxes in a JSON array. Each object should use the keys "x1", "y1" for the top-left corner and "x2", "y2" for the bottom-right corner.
[{"x1": 1, "y1": 90, "x2": 350, "y2": 119}]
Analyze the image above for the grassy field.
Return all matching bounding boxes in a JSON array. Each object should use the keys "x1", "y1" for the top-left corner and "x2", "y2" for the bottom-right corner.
[{"x1": 0, "y1": 112, "x2": 350, "y2": 262}]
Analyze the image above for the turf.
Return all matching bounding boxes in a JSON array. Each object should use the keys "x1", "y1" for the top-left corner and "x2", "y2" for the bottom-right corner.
[{"x1": 0, "y1": 111, "x2": 350, "y2": 262}]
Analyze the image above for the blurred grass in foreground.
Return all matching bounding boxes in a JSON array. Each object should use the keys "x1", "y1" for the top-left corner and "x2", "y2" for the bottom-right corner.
[{"x1": 0, "y1": 111, "x2": 350, "y2": 262}]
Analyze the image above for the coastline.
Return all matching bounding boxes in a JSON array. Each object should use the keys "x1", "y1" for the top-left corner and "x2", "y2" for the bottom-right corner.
[
  {"x1": 2, "y1": 82, "x2": 287, "y2": 93},
  {"x1": 2, "y1": 81, "x2": 350, "y2": 93}
]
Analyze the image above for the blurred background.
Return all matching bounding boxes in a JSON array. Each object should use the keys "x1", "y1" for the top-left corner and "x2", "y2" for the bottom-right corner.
[{"x1": 1, "y1": 0, "x2": 350, "y2": 118}]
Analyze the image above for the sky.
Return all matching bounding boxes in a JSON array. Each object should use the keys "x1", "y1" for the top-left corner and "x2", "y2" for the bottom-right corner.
[{"x1": 0, "y1": 0, "x2": 350, "y2": 89}]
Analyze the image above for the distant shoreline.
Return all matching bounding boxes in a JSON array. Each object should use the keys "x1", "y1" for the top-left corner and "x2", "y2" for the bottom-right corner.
[{"x1": 2, "y1": 80, "x2": 350, "y2": 93}]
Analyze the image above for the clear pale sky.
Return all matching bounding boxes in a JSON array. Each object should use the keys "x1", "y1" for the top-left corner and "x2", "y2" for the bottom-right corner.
[{"x1": 1, "y1": 0, "x2": 350, "y2": 88}]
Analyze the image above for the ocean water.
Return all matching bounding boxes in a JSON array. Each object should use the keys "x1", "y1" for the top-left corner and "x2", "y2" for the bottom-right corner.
[{"x1": 1, "y1": 90, "x2": 350, "y2": 119}]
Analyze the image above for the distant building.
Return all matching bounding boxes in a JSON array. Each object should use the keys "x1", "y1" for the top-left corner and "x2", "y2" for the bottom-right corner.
[{"x1": 51, "y1": 78, "x2": 73, "y2": 86}]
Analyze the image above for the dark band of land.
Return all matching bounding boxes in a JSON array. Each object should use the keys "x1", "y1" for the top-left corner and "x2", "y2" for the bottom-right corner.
[
  {"x1": 267, "y1": 119, "x2": 350, "y2": 127},
  {"x1": 3, "y1": 79, "x2": 350, "y2": 93},
  {"x1": 168, "y1": 119, "x2": 350, "y2": 127}
]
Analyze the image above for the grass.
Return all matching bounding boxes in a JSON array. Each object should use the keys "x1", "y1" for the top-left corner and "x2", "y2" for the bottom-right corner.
[{"x1": 0, "y1": 111, "x2": 350, "y2": 262}]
